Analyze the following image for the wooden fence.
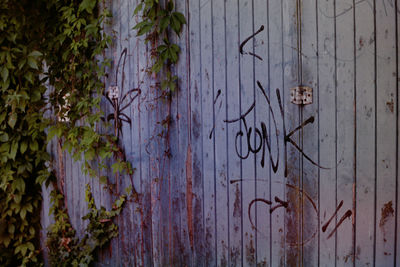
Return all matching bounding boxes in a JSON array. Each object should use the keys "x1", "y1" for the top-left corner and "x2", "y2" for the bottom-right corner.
[{"x1": 40, "y1": 0, "x2": 400, "y2": 266}]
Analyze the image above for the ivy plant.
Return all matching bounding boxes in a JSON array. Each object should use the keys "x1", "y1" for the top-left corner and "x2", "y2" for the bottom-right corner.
[
  {"x1": 0, "y1": 0, "x2": 186, "y2": 265},
  {"x1": 133, "y1": 0, "x2": 186, "y2": 92}
]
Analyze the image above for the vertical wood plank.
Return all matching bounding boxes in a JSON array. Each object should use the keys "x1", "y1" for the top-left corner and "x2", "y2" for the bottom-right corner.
[
  {"x1": 300, "y1": 0, "x2": 319, "y2": 265},
  {"x1": 211, "y1": 0, "x2": 229, "y2": 266},
  {"x1": 131, "y1": 0, "x2": 154, "y2": 263},
  {"x1": 335, "y1": 0, "x2": 355, "y2": 265},
  {"x1": 268, "y1": 0, "x2": 286, "y2": 265},
  {"x1": 199, "y1": 0, "x2": 216, "y2": 265},
  {"x1": 238, "y1": 1, "x2": 257, "y2": 266},
  {"x1": 375, "y1": 0, "x2": 397, "y2": 264},
  {"x1": 253, "y1": 0, "x2": 271, "y2": 266},
  {"x1": 175, "y1": 0, "x2": 193, "y2": 264},
  {"x1": 225, "y1": 0, "x2": 242, "y2": 265},
  {"x1": 127, "y1": 0, "x2": 143, "y2": 265},
  {"x1": 317, "y1": 0, "x2": 337, "y2": 265},
  {"x1": 172, "y1": 0, "x2": 190, "y2": 264},
  {"x1": 119, "y1": 0, "x2": 131, "y2": 263},
  {"x1": 189, "y1": 0, "x2": 204, "y2": 265},
  {"x1": 282, "y1": 0, "x2": 301, "y2": 265},
  {"x1": 397, "y1": 0, "x2": 400, "y2": 263},
  {"x1": 111, "y1": 1, "x2": 121, "y2": 263},
  {"x1": 355, "y1": 0, "x2": 376, "y2": 265}
]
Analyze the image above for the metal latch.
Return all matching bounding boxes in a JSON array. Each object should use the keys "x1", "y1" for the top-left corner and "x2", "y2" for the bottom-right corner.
[{"x1": 290, "y1": 86, "x2": 313, "y2": 105}]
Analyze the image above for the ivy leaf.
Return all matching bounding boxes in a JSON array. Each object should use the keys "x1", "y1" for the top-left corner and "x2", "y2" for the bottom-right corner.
[
  {"x1": 172, "y1": 12, "x2": 186, "y2": 25},
  {"x1": 167, "y1": 1, "x2": 174, "y2": 12},
  {"x1": 31, "y1": 89, "x2": 41, "y2": 102},
  {"x1": 137, "y1": 22, "x2": 154, "y2": 36},
  {"x1": 133, "y1": 3, "x2": 143, "y2": 15},
  {"x1": 20, "y1": 141, "x2": 27, "y2": 154},
  {"x1": 170, "y1": 12, "x2": 185, "y2": 35},
  {"x1": 27, "y1": 56, "x2": 38, "y2": 70},
  {"x1": 159, "y1": 16, "x2": 170, "y2": 33},
  {"x1": 8, "y1": 113, "x2": 17, "y2": 129},
  {"x1": 1, "y1": 67, "x2": 8, "y2": 82},
  {"x1": 24, "y1": 72, "x2": 34, "y2": 84},
  {"x1": 18, "y1": 59, "x2": 26, "y2": 70},
  {"x1": 29, "y1": 140, "x2": 38, "y2": 151},
  {"x1": 9, "y1": 141, "x2": 18, "y2": 160},
  {"x1": 28, "y1": 51, "x2": 43, "y2": 57},
  {"x1": 79, "y1": 0, "x2": 96, "y2": 14},
  {"x1": 13, "y1": 178, "x2": 25, "y2": 193},
  {"x1": 20, "y1": 209, "x2": 27, "y2": 220}
]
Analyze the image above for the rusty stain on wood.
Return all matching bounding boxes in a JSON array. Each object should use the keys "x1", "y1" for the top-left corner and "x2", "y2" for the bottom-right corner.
[
  {"x1": 379, "y1": 201, "x2": 394, "y2": 242},
  {"x1": 186, "y1": 144, "x2": 194, "y2": 250},
  {"x1": 379, "y1": 201, "x2": 394, "y2": 227}
]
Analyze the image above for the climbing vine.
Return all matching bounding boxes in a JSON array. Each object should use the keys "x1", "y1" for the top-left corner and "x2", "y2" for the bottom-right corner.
[
  {"x1": 0, "y1": 0, "x2": 186, "y2": 265},
  {"x1": 133, "y1": 0, "x2": 186, "y2": 92},
  {"x1": 46, "y1": 184, "x2": 126, "y2": 267}
]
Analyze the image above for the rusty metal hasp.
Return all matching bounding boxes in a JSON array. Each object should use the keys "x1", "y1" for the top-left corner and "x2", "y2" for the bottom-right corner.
[{"x1": 290, "y1": 86, "x2": 313, "y2": 105}]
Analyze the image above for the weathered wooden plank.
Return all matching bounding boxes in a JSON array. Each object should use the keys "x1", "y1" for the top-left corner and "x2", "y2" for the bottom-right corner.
[
  {"x1": 375, "y1": 0, "x2": 397, "y2": 264},
  {"x1": 225, "y1": 0, "x2": 242, "y2": 266},
  {"x1": 335, "y1": 0, "x2": 355, "y2": 265},
  {"x1": 199, "y1": 0, "x2": 216, "y2": 265},
  {"x1": 189, "y1": 0, "x2": 204, "y2": 266},
  {"x1": 397, "y1": 0, "x2": 400, "y2": 263},
  {"x1": 354, "y1": 0, "x2": 376, "y2": 265},
  {"x1": 174, "y1": 0, "x2": 193, "y2": 265},
  {"x1": 317, "y1": 0, "x2": 338, "y2": 265},
  {"x1": 282, "y1": 0, "x2": 301, "y2": 265},
  {"x1": 109, "y1": 1, "x2": 122, "y2": 263},
  {"x1": 130, "y1": 0, "x2": 154, "y2": 264},
  {"x1": 238, "y1": 1, "x2": 257, "y2": 266},
  {"x1": 267, "y1": 0, "x2": 287, "y2": 265},
  {"x1": 301, "y1": 0, "x2": 319, "y2": 265},
  {"x1": 126, "y1": 1, "x2": 142, "y2": 265},
  {"x1": 211, "y1": 0, "x2": 229, "y2": 266},
  {"x1": 253, "y1": 0, "x2": 271, "y2": 266},
  {"x1": 118, "y1": 0, "x2": 133, "y2": 264}
]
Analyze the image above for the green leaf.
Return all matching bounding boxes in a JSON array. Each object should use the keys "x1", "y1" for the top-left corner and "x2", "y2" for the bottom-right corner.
[
  {"x1": 24, "y1": 72, "x2": 34, "y2": 84},
  {"x1": 137, "y1": 23, "x2": 154, "y2": 36},
  {"x1": 172, "y1": 12, "x2": 186, "y2": 25},
  {"x1": 28, "y1": 51, "x2": 43, "y2": 57},
  {"x1": 18, "y1": 59, "x2": 26, "y2": 70},
  {"x1": 31, "y1": 89, "x2": 41, "y2": 102},
  {"x1": 132, "y1": 20, "x2": 149, "y2": 30},
  {"x1": 9, "y1": 141, "x2": 18, "y2": 160},
  {"x1": 29, "y1": 140, "x2": 38, "y2": 151},
  {"x1": 133, "y1": 3, "x2": 143, "y2": 15},
  {"x1": 13, "y1": 178, "x2": 25, "y2": 193},
  {"x1": 167, "y1": 1, "x2": 174, "y2": 12},
  {"x1": 20, "y1": 141, "x2": 27, "y2": 154},
  {"x1": 170, "y1": 15, "x2": 181, "y2": 35},
  {"x1": 159, "y1": 16, "x2": 170, "y2": 33},
  {"x1": 1, "y1": 67, "x2": 8, "y2": 82},
  {"x1": 79, "y1": 0, "x2": 96, "y2": 13},
  {"x1": 8, "y1": 113, "x2": 17, "y2": 129},
  {"x1": 27, "y1": 57, "x2": 38, "y2": 70}
]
